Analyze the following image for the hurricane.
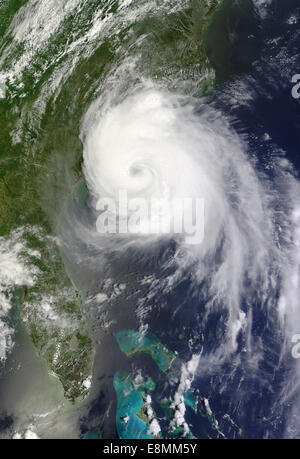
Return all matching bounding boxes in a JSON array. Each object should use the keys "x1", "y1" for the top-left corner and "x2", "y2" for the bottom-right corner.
[
  {"x1": 81, "y1": 78, "x2": 300, "y2": 357},
  {"x1": 1, "y1": 0, "x2": 300, "y2": 440}
]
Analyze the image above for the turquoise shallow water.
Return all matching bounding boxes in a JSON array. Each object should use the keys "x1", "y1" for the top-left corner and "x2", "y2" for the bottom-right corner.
[
  {"x1": 2, "y1": 0, "x2": 300, "y2": 440},
  {"x1": 116, "y1": 330, "x2": 175, "y2": 373},
  {"x1": 114, "y1": 330, "x2": 203, "y2": 439},
  {"x1": 113, "y1": 371, "x2": 153, "y2": 439},
  {"x1": 0, "y1": 0, "x2": 224, "y2": 438}
]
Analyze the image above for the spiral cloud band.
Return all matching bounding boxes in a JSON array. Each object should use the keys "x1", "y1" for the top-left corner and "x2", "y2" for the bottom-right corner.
[{"x1": 81, "y1": 82, "x2": 300, "y2": 364}]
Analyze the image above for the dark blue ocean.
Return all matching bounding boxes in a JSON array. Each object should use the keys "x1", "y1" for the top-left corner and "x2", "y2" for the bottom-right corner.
[{"x1": 80, "y1": 0, "x2": 300, "y2": 439}]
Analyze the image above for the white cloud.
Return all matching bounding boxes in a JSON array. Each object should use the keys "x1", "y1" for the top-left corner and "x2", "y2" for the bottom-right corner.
[{"x1": 0, "y1": 229, "x2": 39, "y2": 362}]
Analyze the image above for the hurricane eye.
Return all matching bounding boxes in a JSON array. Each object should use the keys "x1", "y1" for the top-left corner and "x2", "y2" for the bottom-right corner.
[{"x1": 130, "y1": 165, "x2": 143, "y2": 176}]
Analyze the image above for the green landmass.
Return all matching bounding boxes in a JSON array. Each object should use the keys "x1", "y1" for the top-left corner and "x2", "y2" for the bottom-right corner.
[
  {"x1": 0, "y1": 0, "x2": 223, "y2": 405},
  {"x1": 13, "y1": 229, "x2": 94, "y2": 402}
]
